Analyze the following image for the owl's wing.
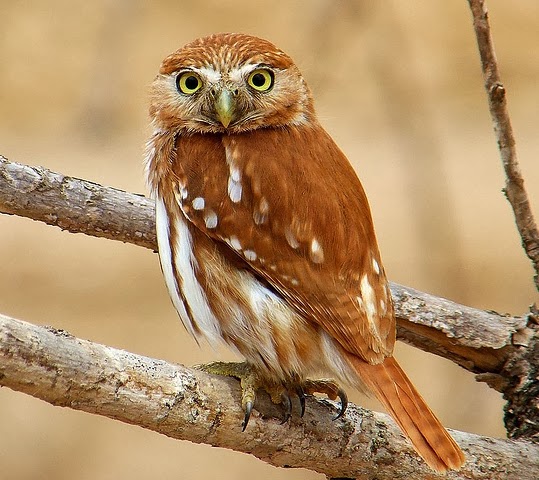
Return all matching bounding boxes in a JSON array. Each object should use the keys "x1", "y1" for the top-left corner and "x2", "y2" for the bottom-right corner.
[{"x1": 172, "y1": 126, "x2": 395, "y2": 364}]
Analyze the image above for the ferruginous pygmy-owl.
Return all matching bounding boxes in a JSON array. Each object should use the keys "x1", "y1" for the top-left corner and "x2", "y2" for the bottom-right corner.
[{"x1": 145, "y1": 33, "x2": 465, "y2": 472}]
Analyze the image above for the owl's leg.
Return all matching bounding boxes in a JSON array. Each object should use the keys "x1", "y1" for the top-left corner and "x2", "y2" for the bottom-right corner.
[
  {"x1": 196, "y1": 362, "x2": 348, "y2": 429},
  {"x1": 195, "y1": 361, "x2": 294, "y2": 430}
]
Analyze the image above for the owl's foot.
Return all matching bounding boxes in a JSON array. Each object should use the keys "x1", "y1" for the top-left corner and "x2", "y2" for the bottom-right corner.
[
  {"x1": 195, "y1": 362, "x2": 348, "y2": 429},
  {"x1": 196, "y1": 361, "x2": 288, "y2": 430},
  {"x1": 301, "y1": 378, "x2": 348, "y2": 420}
]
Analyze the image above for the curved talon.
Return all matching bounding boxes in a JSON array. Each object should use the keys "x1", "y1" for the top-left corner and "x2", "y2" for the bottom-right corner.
[
  {"x1": 242, "y1": 400, "x2": 253, "y2": 431},
  {"x1": 295, "y1": 385, "x2": 306, "y2": 417},
  {"x1": 280, "y1": 392, "x2": 292, "y2": 424},
  {"x1": 332, "y1": 388, "x2": 348, "y2": 420}
]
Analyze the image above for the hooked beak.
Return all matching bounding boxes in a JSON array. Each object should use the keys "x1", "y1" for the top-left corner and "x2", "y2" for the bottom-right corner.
[{"x1": 215, "y1": 89, "x2": 235, "y2": 128}]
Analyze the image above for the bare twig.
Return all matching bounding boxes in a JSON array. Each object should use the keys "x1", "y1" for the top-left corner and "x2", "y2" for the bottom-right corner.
[
  {"x1": 467, "y1": 0, "x2": 539, "y2": 291},
  {"x1": 1, "y1": 312, "x2": 537, "y2": 480},
  {"x1": 0, "y1": 155, "x2": 529, "y2": 386}
]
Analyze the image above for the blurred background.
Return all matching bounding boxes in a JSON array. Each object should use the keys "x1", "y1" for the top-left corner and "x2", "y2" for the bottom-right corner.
[{"x1": 1, "y1": 1, "x2": 538, "y2": 479}]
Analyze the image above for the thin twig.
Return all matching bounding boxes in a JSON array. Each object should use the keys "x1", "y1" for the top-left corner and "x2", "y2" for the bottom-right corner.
[
  {"x1": 468, "y1": 0, "x2": 539, "y2": 291},
  {"x1": 0, "y1": 155, "x2": 528, "y2": 385}
]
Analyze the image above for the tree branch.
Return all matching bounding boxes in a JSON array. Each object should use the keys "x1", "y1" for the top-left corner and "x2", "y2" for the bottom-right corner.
[
  {"x1": 467, "y1": 0, "x2": 539, "y2": 291},
  {"x1": 0, "y1": 155, "x2": 156, "y2": 251},
  {"x1": 1, "y1": 312, "x2": 537, "y2": 480},
  {"x1": 0, "y1": 155, "x2": 531, "y2": 387}
]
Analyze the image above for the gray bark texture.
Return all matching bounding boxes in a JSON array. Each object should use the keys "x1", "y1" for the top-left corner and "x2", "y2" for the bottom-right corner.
[{"x1": 1, "y1": 313, "x2": 538, "y2": 480}]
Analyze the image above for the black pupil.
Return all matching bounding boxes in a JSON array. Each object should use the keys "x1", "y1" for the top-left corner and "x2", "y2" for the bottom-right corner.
[
  {"x1": 252, "y1": 73, "x2": 266, "y2": 87},
  {"x1": 184, "y1": 75, "x2": 199, "y2": 90}
]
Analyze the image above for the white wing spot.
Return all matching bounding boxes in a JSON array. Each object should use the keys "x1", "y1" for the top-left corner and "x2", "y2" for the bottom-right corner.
[
  {"x1": 230, "y1": 166, "x2": 241, "y2": 182},
  {"x1": 310, "y1": 238, "x2": 324, "y2": 263},
  {"x1": 244, "y1": 249, "x2": 257, "y2": 261},
  {"x1": 254, "y1": 197, "x2": 269, "y2": 225},
  {"x1": 173, "y1": 183, "x2": 189, "y2": 203},
  {"x1": 204, "y1": 210, "x2": 218, "y2": 229},
  {"x1": 360, "y1": 274, "x2": 379, "y2": 336},
  {"x1": 291, "y1": 278, "x2": 299, "y2": 286},
  {"x1": 225, "y1": 146, "x2": 242, "y2": 203},
  {"x1": 229, "y1": 235, "x2": 242, "y2": 251},
  {"x1": 372, "y1": 257, "x2": 380, "y2": 275},
  {"x1": 285, "y1": 227, "x2": 300, "y2": 249},
  {"x1": 192, "y1": 197, "x2": 205, "y2": 210},
  {"x1": 228, "y1": 173, "x2": 242, "y2": 203}
]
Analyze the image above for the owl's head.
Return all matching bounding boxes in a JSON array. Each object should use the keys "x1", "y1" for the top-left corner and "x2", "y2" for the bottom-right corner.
[{"x1": 149, "y1": 33, "x2": 315, "y2": 134}]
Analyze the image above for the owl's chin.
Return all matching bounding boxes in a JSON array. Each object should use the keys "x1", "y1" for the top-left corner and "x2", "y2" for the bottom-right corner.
[{"x1": 183, "y1": 119, "x2": 268, "y2": 135}]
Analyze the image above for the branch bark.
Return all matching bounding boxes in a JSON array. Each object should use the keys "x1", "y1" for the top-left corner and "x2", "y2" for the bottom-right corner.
[
  {"x1": 1, "y1": 312, "x2": 537, "y2": 480},
  {"x1": 0, "y1": 155, "x2": 156, "y2": 251},
  {"x1": 468, "y1": 0, "x2": 539, "y2": 291}
]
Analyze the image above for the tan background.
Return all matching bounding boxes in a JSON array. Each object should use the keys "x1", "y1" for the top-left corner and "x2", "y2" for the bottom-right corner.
[{"x1": 1, "y1": 1, "x2": 538, "y2": 479}]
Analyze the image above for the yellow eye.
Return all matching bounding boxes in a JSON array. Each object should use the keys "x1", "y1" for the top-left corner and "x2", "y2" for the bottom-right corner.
[
  {"x1": 247, "y1": 69, "x2": 274, "y2": 92},
  {"x1": 177, "y1": 72, "x2": 202, "y2": 95}
]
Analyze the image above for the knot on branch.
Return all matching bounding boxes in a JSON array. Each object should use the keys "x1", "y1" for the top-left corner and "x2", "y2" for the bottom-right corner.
[
  {"x1": 502, "y1": 309, "x2": 539, "y2": 441},
  {"x1": 490, "y1": 82, "x2": 506, "y2": 103}
]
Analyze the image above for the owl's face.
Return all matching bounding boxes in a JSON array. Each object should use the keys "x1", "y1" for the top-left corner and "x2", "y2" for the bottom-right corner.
[{"x1": 150, "y1": 33, "x2": 315, "y2": 134}]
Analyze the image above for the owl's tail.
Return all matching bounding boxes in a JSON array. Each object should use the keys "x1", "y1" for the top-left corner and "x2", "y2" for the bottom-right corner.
[{"x1": 348, "y1": 354, "x2": 465, "y2": 472}]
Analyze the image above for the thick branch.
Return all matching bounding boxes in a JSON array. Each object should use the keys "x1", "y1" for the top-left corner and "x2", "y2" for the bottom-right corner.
[
  {"x1": 468, "y1": 0, "x2": 539, "y2": 291},
  {"x1": 1, "y1": 312, "x2": 537, "y2": 480},
  {"x1": 0, "y1": 155, "x2": 531, "y2": 387},
  {"x1": 0, "y1": 155, "x2": 156, "y2": 250}
]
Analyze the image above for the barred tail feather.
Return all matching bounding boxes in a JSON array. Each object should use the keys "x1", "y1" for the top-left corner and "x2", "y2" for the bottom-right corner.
[{"x1": 348, "y1": 355, "x2": 465, "y2": 472}]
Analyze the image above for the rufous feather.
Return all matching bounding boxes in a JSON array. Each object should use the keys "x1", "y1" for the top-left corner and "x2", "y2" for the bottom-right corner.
[{"x1": 348, "y1": 354, "x2": 465, "y2": 472}]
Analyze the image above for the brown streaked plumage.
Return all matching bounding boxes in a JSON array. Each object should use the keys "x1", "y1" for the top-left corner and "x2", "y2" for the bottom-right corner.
[{"x1": 146, "y1": 33, "x2": 465, "y2": 472}]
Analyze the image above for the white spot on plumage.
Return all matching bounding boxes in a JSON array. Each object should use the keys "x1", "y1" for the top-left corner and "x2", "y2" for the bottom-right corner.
[
  {"x1": 254, "y1": 197, "x2": 269, "y2": 225},
  {"x1": 173, "y1": 183, "x2": 189, "y2": 204},
  {"x1": 360, "y1": 274, "x2": 380, "y2": 338},
  {"x1": 204, "y1": 210, "x2": 218, "y2": 229},
  {"x1": 230, "y1": 166, "x2": 241, "y2": 182},
  {"x1": 372, "y1": 257, "x2": 380, "y2": 275},
  {"x1": 225, "y1": 148, "x2": 242, "y2": 203},
  {"x1": 192, "y1": 197, "x2": 205, "y2": 210},
  {"x1": 310, "y1": 238, "x2": 324, "y2": 263},
  {"x1": 229, "y1": 235, "x2": 242, "y2": 251},
  {"x1": 244, "y1": 250, "x2": 257, "y2": 261},
  {"x1": 228, "y1": 175, "x2": 242, "y2": 203},
  {"x1": 285, "y1": 227, "x2": 300, "y2": 249}
]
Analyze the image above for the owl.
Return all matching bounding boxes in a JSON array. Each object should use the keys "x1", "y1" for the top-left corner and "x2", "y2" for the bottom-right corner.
[{"x1": 145, "y1": 33, "x2": 465, "y2": 472}]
